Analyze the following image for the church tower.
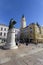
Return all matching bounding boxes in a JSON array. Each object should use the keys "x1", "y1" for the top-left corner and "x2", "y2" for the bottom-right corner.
[{"x1": 21, "y1": 15, "x2": 26, "y2": 28}]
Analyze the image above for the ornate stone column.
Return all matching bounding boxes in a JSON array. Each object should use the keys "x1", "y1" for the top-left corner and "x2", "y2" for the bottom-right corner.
[{"x1": 4, "y1": 28, "x2": 18, "y2": 49}]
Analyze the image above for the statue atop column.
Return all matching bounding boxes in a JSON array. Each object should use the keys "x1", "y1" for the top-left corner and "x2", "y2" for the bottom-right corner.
[
  {"x1": 9, "y1": 18, "x2": 16, "y2": 30},
  {"x1": 3, "y1": 18, "x2": 18, "y2": 49}
]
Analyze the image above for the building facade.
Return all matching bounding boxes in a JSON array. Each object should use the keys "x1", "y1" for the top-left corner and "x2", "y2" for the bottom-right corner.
[
  {"x1": 20, "y1": 16, "x2": 43, "y2": 43},
  {"x1": 20, "y1": 23, "x2": 43, "y2": 43},
  {"x1": 0, "y1": 24, "x2": 8, "y2": 42},
  {"x1": 0, "y1": 24, "x2": 20, "y2": 43}
]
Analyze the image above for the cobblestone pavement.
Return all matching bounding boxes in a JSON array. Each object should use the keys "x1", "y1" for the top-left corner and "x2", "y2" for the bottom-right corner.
[{"x1": 0, "y1": 44, "x2": 43, "y2": 65}]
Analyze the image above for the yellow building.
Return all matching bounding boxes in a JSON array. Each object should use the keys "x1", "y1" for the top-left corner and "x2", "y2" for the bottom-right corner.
[
  {"x1": 20, "y1": 22, "x2": 43, "y2": 43},
  {"x1": 28, "y1": 23, "x2": 43, "y2": 43},
  {"x1": 20, "y1": 15, "x2": 43, "y2": 43}
]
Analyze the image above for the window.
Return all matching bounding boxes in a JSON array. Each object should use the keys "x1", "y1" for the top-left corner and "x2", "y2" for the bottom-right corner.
[
  {"x1": 30, "y1": 27, "x2": 32, "y2": 33},
  {"x1": 4, "y1": 28, "x2": 6, "y2": 31},
  {"x1": 1, "y1": 28, "x2": 3, "y2": 31},
  {"x1": 29, "y1": 27, "x2": 32, "y2": 30},
  {"x1": 30, "y1": 31, "x2": 32, "y2": 33},
  {"x1": 15, "y1": 34, "x2": 17, "y2": 36},
  {"x1": 30, "y1": 35, "x2": 32, "y2": 37},
  {"x1": 0, "y1": 32, "x2": 2, "y2": 36},
  {"x1": 4, "y1": 33, "x2": 6, "y2": 36}
]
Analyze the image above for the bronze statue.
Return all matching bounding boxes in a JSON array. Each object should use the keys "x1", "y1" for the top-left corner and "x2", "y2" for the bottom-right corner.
[{"x1": 9, "y1": 18, "x2": 16, "y2": 30}]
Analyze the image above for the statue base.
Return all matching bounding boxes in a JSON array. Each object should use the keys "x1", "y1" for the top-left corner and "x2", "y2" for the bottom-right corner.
[
  {"x1": 3, "y1": 28, "x2": 18, "y2": 49},
  {"x1": 3, "y1": 45, "x2": 18, "y2": 49}
]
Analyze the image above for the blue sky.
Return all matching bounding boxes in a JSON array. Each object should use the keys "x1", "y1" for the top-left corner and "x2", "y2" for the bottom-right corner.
[{"x1": 0, "y1": 0, "x2": 43, "y2": 28}]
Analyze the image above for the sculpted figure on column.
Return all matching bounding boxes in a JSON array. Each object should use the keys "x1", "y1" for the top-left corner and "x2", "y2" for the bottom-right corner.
[
  {"x1": 3, "y1": 18, "x2": 18, "y2": 49},
  {"x1": 9, "y1": 18, "x2": 16, "y2": 30}
]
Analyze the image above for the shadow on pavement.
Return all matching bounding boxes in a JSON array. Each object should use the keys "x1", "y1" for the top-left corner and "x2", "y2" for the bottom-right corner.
[
  {"x1": 0, "y1": 46, "x2": 3, "y2": 49},
  {"x1": 0, "y1": 45, "x2": 8, "y2": 50}
]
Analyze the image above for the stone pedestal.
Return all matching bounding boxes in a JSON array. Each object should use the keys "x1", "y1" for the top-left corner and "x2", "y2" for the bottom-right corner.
[{"x1": 4, "y1": 28, "x2": 18, "y2": 49}]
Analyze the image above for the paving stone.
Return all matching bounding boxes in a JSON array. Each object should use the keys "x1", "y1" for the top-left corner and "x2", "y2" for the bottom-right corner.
[{"x1": 0, "y1": 44, "x2": 43, "y2": 65}]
